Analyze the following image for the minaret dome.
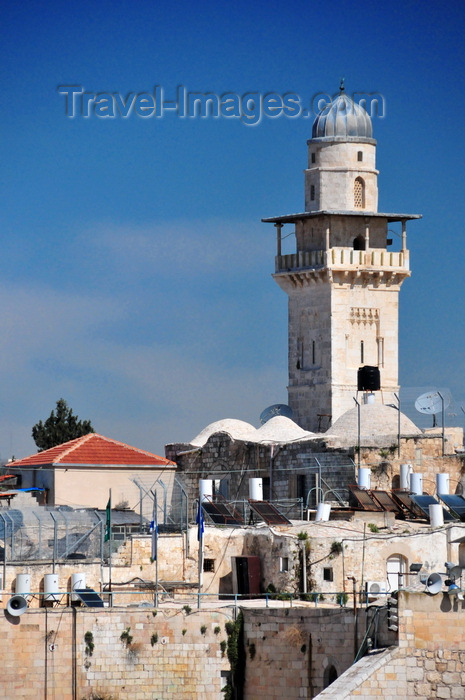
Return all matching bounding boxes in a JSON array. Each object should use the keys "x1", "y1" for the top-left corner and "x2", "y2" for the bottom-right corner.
[{"x1": 312, "y1": 91, "x2": 373, "y2": 141}]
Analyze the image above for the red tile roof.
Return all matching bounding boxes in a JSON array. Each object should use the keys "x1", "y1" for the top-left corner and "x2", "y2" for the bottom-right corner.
[{"x1": 9, "y1": 433, "x2": 175, "y2": 468}]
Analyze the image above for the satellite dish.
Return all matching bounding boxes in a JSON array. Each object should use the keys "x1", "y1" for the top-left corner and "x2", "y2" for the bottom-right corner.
[
  {"x1": 425, "y1": 572, "x2": 443, "y2": 595},
  {"x1": 260, "y1": 404, "x2": 293, "y2": 425},
  {"x1": 415, "y1": 391, "x2": 450, "y2": 415}
]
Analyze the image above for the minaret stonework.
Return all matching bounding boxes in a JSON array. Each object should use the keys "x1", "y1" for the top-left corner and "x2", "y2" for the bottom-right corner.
[{"x1": 263, "y1": 89, "x2": 421, "y2": 432}]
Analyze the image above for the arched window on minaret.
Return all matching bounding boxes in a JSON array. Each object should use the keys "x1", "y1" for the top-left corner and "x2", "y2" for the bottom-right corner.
[
  {"x1": 354, "y1": 177, "x2": 365, "y2": 208},
  {"x1": 353, "y1": 235, "x2": 365, "y2": 250}
]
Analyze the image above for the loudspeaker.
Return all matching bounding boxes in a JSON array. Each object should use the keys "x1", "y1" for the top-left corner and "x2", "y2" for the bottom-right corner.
[
  {"x1": 358, "y1": 366, "x2": 381, "y2": 391},
  {"x1": 7, "y1": 595, "x2": 28, "y2": 616},
  {"x1": 425, "y1": 573, "x2": 443, "y2": 595}
]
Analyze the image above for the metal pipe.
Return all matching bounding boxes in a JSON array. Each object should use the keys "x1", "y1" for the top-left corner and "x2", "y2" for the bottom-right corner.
[
  {"x1": 393, "y1": 392, "x2": 401, "y2": 457},
  {"x1": 0, "y1": 513, "x2": 7, "y2": 592},
  {"x1": 50, "y1": 512, "x2": 58, "y2": 574},
  {"x1": 354, "y1": 397, "x2": 361, "y2": 468},
  {"x1": 438, "y1": 391, "x2": 445, "y2": 456}
]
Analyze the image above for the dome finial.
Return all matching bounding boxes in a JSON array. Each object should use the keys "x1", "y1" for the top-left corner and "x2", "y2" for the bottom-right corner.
[{"x1": 339, "y1": 77, "x2": 345, "y2": 93}]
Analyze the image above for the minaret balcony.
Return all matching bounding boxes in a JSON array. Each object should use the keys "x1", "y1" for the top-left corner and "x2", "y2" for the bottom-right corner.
[{"x1": 275, "y1": 246, "x2": 410, "y2": 274}]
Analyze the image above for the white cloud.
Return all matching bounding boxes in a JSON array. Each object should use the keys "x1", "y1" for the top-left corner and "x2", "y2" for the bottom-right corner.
[{"x1": 82, "y1": 217, "x2": 272, "y2": 280}]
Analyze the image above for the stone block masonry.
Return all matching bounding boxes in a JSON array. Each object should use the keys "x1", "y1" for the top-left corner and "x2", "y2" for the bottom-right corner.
[
  {"x1": 0, "y1": 603, "x2": 366, "y2": 699},
  {"x1": 0, "y1": 606, "x2": 231, "y2": 699},
  {"x1": 313, "y1": 591, "x2": 465, "y2": 699}
]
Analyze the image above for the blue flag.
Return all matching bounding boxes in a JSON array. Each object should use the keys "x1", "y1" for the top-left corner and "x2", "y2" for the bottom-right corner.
[
  {"x1": 150, "y1": 492, "x2": 158, "y2": 561},
  {"x1": 196, "y1": 500, "x2": 204, "y2": 541}
]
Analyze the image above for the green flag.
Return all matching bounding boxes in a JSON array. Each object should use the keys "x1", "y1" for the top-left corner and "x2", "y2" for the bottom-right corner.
[{"x1": 104, "y1": 497, "x2": 111, "y2": 542}]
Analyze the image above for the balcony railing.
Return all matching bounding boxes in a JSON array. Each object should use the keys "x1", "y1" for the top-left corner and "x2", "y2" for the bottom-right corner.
[{"x1": 275, "y1": 247, "x2": 409, "y2": 274}]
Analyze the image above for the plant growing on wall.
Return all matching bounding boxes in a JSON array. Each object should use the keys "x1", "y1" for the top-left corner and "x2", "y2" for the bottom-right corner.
[
  {"x1": 222, "y1": 613, "x2": 245, "y2": 700},
  {"x1": 182, "y1": 605, "x2": 192, "y2": 615},
  {"x1": 330, "y1": 541, "x2": 343, "y2": 556},
  {"x1": 84, "y1": 631, "x2": 94, "y2": 657},
  {"x1": 150, "y1": 633, "x2": 158, "y2": 646},
  {"x1": 120, "y1": 627, "x2": 133, "y2": 647}
]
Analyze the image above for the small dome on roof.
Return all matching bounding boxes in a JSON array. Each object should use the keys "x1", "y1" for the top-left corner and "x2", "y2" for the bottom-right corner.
[
  {"x1": 253, "y1": 416, "x2": 315, "y2": 443},
  {"x1": 326, "y1": 404, "x2": 421, "y2": 445},
  {"x1": 189, "y1": 416, "x2": 316, "y2": 447},
  {"x1": 190, "y1": 419, "x2": 256, "y2": 447},
  {"x1": 312, "y1": 87, "x2": 373, "y2": 140}
]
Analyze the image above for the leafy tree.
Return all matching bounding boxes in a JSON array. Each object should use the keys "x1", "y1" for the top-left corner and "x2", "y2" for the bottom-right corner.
[{"x1": 32, "y1": 398, "x2": 94, "y2": 451}]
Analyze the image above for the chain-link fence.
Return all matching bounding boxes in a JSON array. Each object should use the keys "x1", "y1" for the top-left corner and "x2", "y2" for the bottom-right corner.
[{"x1": 0, "y1": 507, "x2": 103, "y2": 562}]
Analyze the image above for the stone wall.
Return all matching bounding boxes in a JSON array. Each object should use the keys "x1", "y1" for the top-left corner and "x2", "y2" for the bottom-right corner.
[
  {"x1": 356, "y1": 433, "x2": 464, "y2": 493},
  {"x1": 314, "y1": 590, "x2": 465, "y2": 699},
  {"x1": 0, "y1": 605, "x2": 232, "y2": 699},
  {"x1": 166, "y1": 432, "x2": 356, "y2": 508},
  {"x1": 0, "y1": 603, "x2": 368, "y2": 700},
  {"x1": 242, "y1": 606, "x2": 366, "y2": 699},
  {"x1": 166, "y1": 430, "x2": 464, "y2": 513},
  {"x1": 2, "y1": 587, "x2": 465, "y2": 699}
]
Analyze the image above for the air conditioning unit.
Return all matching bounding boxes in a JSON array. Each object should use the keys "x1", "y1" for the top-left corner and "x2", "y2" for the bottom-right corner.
[{"x1": 365, "y1": 580, "x2": 387, "y2": 601}]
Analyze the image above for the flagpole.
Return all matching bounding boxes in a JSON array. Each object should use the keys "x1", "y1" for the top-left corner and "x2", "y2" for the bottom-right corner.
[
  {"x1": 103, "y1": 490, "x2": 113, "y2": 604},
  {"x1": 151, "y1": 490, "x2": 159, "y2": 608}
]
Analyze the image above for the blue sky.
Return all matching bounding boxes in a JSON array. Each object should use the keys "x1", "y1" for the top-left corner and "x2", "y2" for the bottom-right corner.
[{"x1": 1, "y1": 0, "x2": 464, "y2": 458}]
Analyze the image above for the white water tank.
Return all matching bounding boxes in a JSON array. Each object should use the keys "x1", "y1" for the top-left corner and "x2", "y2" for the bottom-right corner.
[
  {"x1": 410, "y1": 473, "x2": 423, "y2": 496},
  {"x1": 199, "y1": 479, "x2": 213, "y2": 503},
  {"x1": 358, "y1": 468, "x2": 371, "y2": 490},
  {"x1": 44, "y1": 573, "x2": 59, "y2": 602},
  {"x1": 71, "y1": 572, "x2": 86, "y2": 602},
  {"x1": 436, "y1": 473, "x2": 450, "y2": 495},
  {"x1": 429, "y1": 504, "x2": 444, "y2": 528},
  {"x1": 315, "y1": 503, "x2": 331, "y2": 522},
  {"x1": 16, "y1": 574, "x2": 31, "y2": 596},
  {"x1": 249, "y1": 478, "x2": 263, "y2": 500},
  {"x1": 400, "y1": 464, "x2": 412, "y2": 490}
]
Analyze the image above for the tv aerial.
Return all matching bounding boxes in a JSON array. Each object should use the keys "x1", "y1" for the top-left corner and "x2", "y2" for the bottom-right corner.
[
  {"x1": 260, "y1": 404, "x2": 293, "y2": 425},
  {"x1": 415, "y1": 390, "x2": 450, "y2": 427}
]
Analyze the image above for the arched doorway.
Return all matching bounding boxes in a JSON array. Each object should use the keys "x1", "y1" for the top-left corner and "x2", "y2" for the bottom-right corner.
[
  {"x1": 386, "y1": 554, "x2": 408, "y2": 591},
  {"x1": 323, "y1": 664, "x2": 338, "y2": 688}
]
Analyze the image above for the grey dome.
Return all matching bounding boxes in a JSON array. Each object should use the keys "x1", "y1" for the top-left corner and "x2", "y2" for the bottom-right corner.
[
  {"x1": 325, "y1": 404, "x2": 421, "y2": 446},
  {"x1": 312, "y1": 91, "x2": 373, "y2": 140}
]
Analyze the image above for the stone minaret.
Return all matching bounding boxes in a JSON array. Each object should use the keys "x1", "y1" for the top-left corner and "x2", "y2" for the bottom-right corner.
[{"x1": 263, "y1": 86, "x2": 421, "y2": 432}]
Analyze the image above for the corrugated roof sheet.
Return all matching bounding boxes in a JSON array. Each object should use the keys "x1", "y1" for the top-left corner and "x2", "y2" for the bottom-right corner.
[{"x1": 9, "y1": 433, "x2": 175, "y2": 468}]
